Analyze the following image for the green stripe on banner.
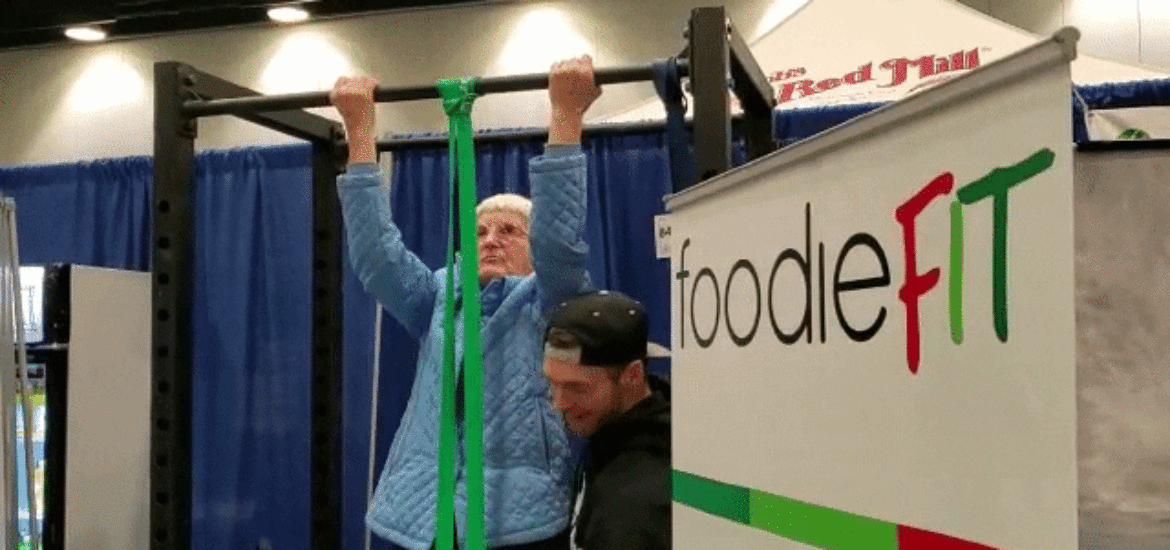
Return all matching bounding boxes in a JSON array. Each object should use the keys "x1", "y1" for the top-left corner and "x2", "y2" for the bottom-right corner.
[
  {"x1": 749, "y1": 490, "x2": 897, "y2": 550},
  {"x1": 672, "y1": 470, "x2": 751, "y2": 525},
  {"x1": 675, "y1": 469, "x2": 915, "y2": 549}
]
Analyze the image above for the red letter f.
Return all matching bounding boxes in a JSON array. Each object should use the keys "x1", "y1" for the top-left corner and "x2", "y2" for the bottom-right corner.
[{"x1": 895, "y1": 173, "x2": 954, "y2": 374}]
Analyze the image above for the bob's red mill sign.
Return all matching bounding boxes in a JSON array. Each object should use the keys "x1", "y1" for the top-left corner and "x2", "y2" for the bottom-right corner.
[{"x1": 769, "y1": 49, "x2": 982, "y2": 103}]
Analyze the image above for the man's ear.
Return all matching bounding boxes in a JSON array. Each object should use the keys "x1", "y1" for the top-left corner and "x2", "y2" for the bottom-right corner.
[{"x1": 621, "y1": 360, "x2": 645, "y2": 386}]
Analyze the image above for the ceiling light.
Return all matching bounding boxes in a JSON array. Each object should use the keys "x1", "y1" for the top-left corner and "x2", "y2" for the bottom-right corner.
[
  {"x1": 64, "y1": 26, "x2": 107, "y2": 42},
  {"x1": 268, "y1": 6, "x2": 310, "y2": 24}
]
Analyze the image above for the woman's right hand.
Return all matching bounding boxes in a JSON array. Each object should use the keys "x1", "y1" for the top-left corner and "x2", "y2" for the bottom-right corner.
[{"x1": 330, "y1": 76, "x2": 379, "y2": 164}]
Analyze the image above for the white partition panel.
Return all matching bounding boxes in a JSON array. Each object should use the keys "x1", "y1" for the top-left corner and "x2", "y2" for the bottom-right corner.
[
  {"x1": 666, "y1": 32, "x2": 1080, "y2": 549},
  {"x1": 1075, "y1": 148, "x2": 1170, "y2": 549},
  {"x1": 65, "y1": 266, "x2": 150, "y2": 549},
  {"x1": 0, "y1": 201, "x2": 19, "y2": 550}
]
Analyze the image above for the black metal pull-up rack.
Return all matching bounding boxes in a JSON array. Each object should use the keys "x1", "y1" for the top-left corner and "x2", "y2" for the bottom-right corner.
[{"x1": 149, "y1": 6, "x2": 774, "y2": 550}]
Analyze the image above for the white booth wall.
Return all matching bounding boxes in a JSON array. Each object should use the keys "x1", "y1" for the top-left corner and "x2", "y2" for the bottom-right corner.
[{"x1": 0, "y1": 0, "x2": 780, "y2": 167}]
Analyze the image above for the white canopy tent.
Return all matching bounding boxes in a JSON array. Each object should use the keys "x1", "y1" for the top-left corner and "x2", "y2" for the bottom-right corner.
[{"x1": 606, "y1": 0, "x2": 1170, "y2": 140}]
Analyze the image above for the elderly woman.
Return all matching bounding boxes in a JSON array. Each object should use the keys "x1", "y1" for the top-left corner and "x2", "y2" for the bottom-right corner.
[{"x1": 330, "y1": 56, "x2": 600, "y2": 550}]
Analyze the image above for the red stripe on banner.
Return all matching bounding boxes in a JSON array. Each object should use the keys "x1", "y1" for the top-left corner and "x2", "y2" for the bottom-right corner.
[{"x1": 897, "y1": 525, "x2": 1001, "y2": 550}]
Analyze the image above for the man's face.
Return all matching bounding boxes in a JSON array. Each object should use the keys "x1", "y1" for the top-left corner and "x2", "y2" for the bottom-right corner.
[
  {"x1": 476, "y1": 210, "x2": 531, "y2": 284},
  {"x1": 543, "y1": 356, "x2": 626, "y2": 437}
]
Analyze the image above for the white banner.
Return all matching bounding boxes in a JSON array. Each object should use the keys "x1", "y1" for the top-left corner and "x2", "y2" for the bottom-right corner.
[{"x1": 667, "y1": 34, "x2": 1078, "y2": 549}]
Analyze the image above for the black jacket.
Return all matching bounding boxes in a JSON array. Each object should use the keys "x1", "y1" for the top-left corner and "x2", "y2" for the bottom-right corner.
[{"x1": 572, "y1": 376, "x2": 671, "y2": 550}]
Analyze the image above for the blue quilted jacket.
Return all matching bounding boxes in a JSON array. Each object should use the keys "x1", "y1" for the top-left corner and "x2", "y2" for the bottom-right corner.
[{"x1": 338, "y1": 145, "x2": 591, "y2": 550}]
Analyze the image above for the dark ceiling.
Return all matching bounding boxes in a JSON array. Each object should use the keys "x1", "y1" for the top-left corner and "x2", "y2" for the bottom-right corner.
[{"x1": 0, "y1": 0, "x2": 492, "y2": 50}]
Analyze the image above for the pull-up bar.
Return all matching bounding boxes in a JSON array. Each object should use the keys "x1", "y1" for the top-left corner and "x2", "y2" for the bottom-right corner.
[{"x1": 182, "y1": 61, "x2": 691, "y2": 118}]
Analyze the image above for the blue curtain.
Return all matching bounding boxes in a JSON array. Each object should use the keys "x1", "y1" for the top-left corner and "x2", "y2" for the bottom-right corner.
[
  {"x1": 0, "y1": 157, "x2": 153, "y2": 269},
  {"x1": 189, "y1": 145, "x2": 314, "y2": 550},
  {"x1": 770, "y1": 79, "x2": 1170, "y2": 145},
  {"x1": 1076, "y1": 78, "x2": 1170, "y2": 110},
  {"x1": 772, "y1": 103, "x2": 886, "y2": 148},
  {"x1": 1, "y1": 131, "x2": 691, "y2": 550},
  {"x1": 0, "y1": 145, "x2": 318, "y2": 550}
]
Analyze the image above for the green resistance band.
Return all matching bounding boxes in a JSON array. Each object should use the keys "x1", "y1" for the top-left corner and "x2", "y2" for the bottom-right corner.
[{"x1": 436, "y1": 76, "x2": 485, "y2": 550}]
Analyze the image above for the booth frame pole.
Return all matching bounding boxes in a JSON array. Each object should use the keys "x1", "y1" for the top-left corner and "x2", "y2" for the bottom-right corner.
[
  {"x1": 725, "y1": 12, "x2": 778, "y2": 161},
  {"x1": 375, "y1": 118, "x2": 714, "y2": 150},
  {"x1": 151, "y1": 61, "x2": 198, "y2": 550},
  {"x1": 690, "y1": 6, "x2": 732, "y2": 181},
  {"x1": 688, "y1": 6, "x2": 777, "y2": 182},
  {"x1": 309, "y1": 137, "x2": 348, "y2": 550}
]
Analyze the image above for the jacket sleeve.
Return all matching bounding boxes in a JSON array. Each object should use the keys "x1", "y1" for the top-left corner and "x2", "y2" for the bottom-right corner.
[
  {"x1": 528, "y1": 144, "x2": 592, "y2": 308},
  {"x1": 338, "y1": 163, "x2": 438, "y2": 339}
]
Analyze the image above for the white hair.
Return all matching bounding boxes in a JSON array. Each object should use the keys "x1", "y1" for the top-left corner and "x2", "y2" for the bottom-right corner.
[{"x1": 476, "y1": 193, "x2": 532, "y2": 223}]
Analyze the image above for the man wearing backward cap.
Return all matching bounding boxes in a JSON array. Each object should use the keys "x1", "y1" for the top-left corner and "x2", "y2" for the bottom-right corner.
[{"x1": 542, "y1": 291, "x2": 672, "y2": 550}]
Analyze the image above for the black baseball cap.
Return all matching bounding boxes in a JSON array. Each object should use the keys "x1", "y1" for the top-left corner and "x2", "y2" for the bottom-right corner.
[{"x1": 545, "y1": 290, "x2": 648, "y2": 367}]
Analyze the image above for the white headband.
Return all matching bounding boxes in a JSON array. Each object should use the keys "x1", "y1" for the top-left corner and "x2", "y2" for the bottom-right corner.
[{"x1": 544, "y1": 343, "x2": 582, "y2": 365}]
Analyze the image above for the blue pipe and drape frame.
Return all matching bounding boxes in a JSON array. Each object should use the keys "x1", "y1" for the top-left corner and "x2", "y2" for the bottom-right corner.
[
  {"x1": 0, "y1": 130, "x2": 690, "y2": 550},
  {"x1": 4, "y1": 73, "x2": 1167, "y2": 548},
  {"x1": 1, "y1": 147, "x2": 316, "y2": 549}
]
